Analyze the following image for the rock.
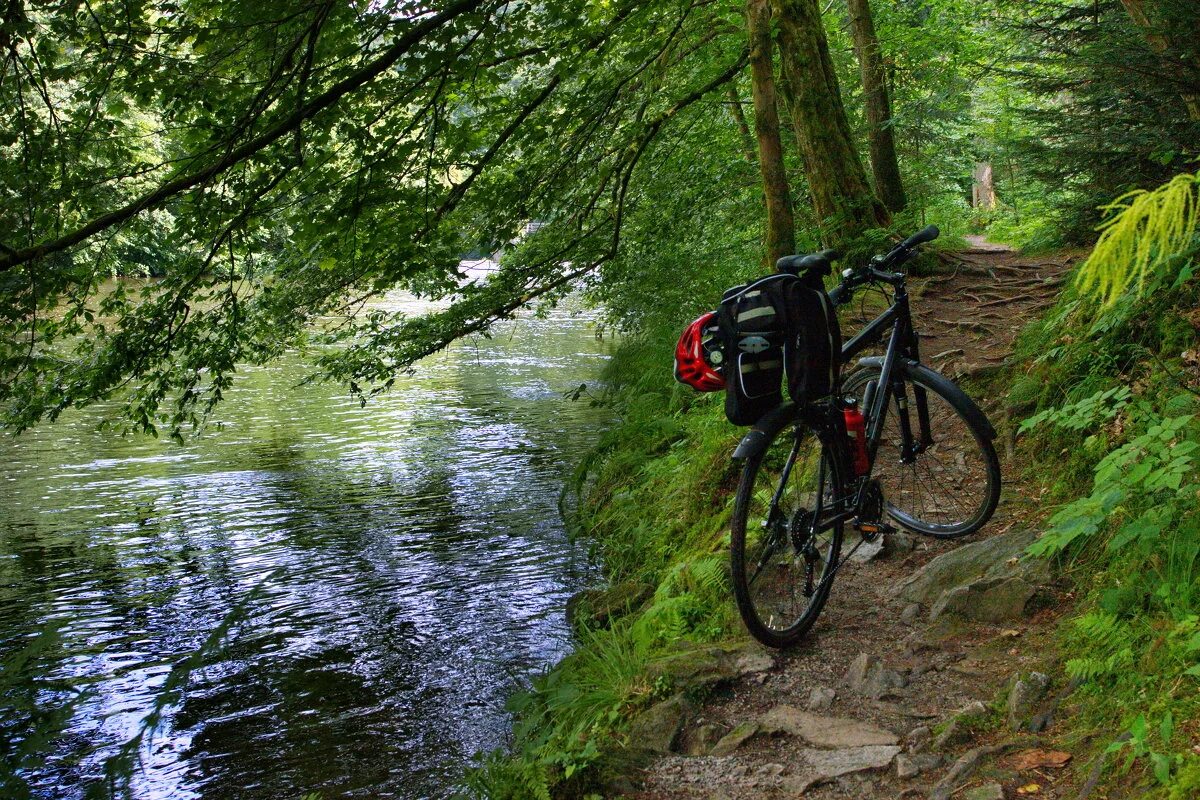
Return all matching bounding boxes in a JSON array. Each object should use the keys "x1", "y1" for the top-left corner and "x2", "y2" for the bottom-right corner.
[
  {"x1": 682, "y1": 722, "x2": 722, "y2": 756},
  {"x1": 958, "y1": 700, "x2": 989, "y2": 720},
  {"x1": 792, "y1": 745, "x2": 902, "y2": 791},
  {"x1": 759, "y1": 705, "x2": 899, "y2": 748},
  {"x1": 900, "y1": 602, "x2": 921, "y2": 622},
  {"x1": 1007, "y1": 671, "x2": 1051, "y2": 731},
  {"x1": 894, "y1": 527, "x2": 1043, "y2": 607},
  {"x1": 883, "y1": 531, "x2": 917, "y2": 558},
  {"x1": 895, "y1": 753, "x2": 921, "y2": 779},
  {"x1": 933, "y1": 719, "x2": 964, "y2": 751},
  {"x1": 566, "y1": 581, "x2": 653, "y2": 629},
  {"x1": 895, "y1": 752, "x2": 942, "y2": 779},
  {"x1": 849, "y1": 535, "x2": 885, "y2": 562},
  {"x1": 929, "y1": 573, "x2": 1044, "y2": 623},
  {"x1": 964, "y1": 782, "x2": 1005, "y2": 800},
  {"x1": 905, "y1": 725, "x2": 932, "y2": 753},
  {"x1": 733, "y1": 649, "x2": 775, "y2": 676},
  {"x1": 807, "y1": 686, "x2": 837, "y2": 711},
  {"x1": 846, "y1": 652, "x2": 908, "y2": 698},
  {"x1": 648, "y1": 640, "x2": 776, "y2": 692},
  {"x1": 929, "y1": 743, "x2": 1010, "y2": 800},
  {"x1": 628, "y1": 694, "x2": 693, "y2": 754},
  {"x1": 709, "y1": 721, "x2": 760, "y2": 757},
  {"x1": 933, "y1": 702, "x2": 990, "y2": 751},
  {"x1": 847, "y1": 652, "x2": 877, "y2": 689}
]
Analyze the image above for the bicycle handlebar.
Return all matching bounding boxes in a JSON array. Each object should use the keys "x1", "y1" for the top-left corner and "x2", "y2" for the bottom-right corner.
[
  {"x1": 901, "y1": 224, "x2": 940, "y2": 250},
  {"x1": 828, "y1": 225, "x2": 940, "y2": 305}
]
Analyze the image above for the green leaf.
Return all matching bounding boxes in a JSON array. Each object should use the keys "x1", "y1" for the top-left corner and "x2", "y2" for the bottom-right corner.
[{"x1": 1150, "y1": 751, "x2": 1171, "y2": 784}]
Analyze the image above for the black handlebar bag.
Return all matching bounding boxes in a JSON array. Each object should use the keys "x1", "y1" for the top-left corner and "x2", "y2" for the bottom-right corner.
[{"x1": 717, "y1": 274, "x2": 841, "y2": 426}]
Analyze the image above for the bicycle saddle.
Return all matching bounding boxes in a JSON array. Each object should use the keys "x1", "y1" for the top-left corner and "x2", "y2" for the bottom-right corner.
[{"x1": 775, "y1": 249, "x2": 840, "y2": 276}]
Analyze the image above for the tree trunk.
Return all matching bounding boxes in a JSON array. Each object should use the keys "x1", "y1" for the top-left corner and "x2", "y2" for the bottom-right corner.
[
  {"x1": 972, "y1": 162, "x2": 996, "y2": 210},
  {"x1": 746, "y1": 0, "x2": 796, "y2": 263},
  {"x1": 772, "y1": 0, "x2": 890, "y2": 244},
  {"x1": 1120, "y1": 0, "x2": 1200, "y2": 121},
  {"x1": 725, "y1": 86, "x2": 758, "y2": 164},
  {"x1": 847, "y1": 0, "x2": 906, "y2": 213}
]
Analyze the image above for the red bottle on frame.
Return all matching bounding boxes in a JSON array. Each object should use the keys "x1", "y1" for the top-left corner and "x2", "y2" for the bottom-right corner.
[{"x1": 843, "y1": 405, "x2": 869, "y2": 477}]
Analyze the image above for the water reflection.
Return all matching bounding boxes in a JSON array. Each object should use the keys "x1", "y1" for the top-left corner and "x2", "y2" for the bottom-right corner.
[{"x1": 0, "y1": 298, "x2": 612, "y2": 799}]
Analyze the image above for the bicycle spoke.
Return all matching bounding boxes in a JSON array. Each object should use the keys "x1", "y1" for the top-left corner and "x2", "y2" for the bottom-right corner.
[{"x1": 846, "y1": 369, "x2": 999, "y2": 536}]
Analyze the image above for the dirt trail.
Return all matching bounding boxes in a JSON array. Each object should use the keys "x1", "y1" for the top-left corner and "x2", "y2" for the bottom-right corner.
[{"x1": 630, "y1": 243, "x2": 1088, "y2": 800}]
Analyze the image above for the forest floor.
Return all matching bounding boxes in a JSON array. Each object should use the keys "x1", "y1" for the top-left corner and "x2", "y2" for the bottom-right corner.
[{"x1": 626, "y1": 241, "x2": 1100, "y2": 800}]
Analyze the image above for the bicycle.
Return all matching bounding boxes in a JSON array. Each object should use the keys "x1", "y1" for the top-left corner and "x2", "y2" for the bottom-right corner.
[{"x1": 728, "y1": 225, "x2": 1002, "y2": 648}]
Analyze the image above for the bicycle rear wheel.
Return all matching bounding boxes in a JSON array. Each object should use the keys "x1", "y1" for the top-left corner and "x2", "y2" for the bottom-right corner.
[
  {"x1": 842, "y1": 364, "x2": 1000, "y2": 538},
  {"x1": 730, "y1": 419, "x2": 844, "y2": 649}
]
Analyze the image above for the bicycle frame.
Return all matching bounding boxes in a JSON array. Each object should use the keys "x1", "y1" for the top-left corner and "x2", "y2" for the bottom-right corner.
[
  {"x1": 840, "y1": 281, "x2": 934, "y2": 477},
  {"x1": 798, "y1": 275, "x2": 937, "y2": 533}
]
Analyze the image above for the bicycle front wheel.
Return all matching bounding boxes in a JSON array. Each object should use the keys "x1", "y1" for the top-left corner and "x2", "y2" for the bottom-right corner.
[
  {"x1": 730, "y1": 419, "x2": 844, "y2": 649},
  {"x1": 842, "y1": 364, "x2": 1001, "y2": 538}
]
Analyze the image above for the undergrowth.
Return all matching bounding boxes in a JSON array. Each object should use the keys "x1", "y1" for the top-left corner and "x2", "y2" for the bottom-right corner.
[{"x1": 1008, "y1": 193, "x2": 1200, "y2": 795}]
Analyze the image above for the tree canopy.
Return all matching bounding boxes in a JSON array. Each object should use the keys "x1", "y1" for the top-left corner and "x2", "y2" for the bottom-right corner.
[{"x1": 1, "y1": 0, "x2": 1197, "y2": 436}]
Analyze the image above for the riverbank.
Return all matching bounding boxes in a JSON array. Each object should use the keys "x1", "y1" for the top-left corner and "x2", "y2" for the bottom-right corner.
[{"x1": 470, "y1": 242, "x2": 1200, "y2": 799}]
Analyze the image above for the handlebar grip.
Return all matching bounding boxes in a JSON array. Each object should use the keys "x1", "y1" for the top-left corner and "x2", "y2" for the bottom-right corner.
[{"x1": 901, "y1": 225, "x2": 940, "y2": 249}]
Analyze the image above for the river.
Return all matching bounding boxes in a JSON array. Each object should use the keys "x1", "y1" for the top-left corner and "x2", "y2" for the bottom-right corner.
[{"x1": 0, "y1": 296, "x2": 614, "y2": 799}]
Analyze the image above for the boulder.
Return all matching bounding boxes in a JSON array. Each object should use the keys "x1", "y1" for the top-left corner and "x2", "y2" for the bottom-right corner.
[
  {"x1": 627, "y1": 694, "x2": 694, "y2": 754},
  {"x1": 759, "y1": 705, "x2": 899, "y2": 748},
  {"x1": 893, "y1": 528, "x2": 1051, "y2": 622},
  {"x1": 930, "y1": 574, "x2": 1042, "y2": 623},
  {"x1": 565, "y1": 581, "x2": 653, "y2": 629}
]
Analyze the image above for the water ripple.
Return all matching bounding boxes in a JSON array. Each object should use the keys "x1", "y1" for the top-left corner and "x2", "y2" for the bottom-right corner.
[{"x1": 0, "y1": 300, "x2": 613, "y2": 800}]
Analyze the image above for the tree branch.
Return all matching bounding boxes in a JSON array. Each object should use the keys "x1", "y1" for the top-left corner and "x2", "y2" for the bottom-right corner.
[{"x1": 0, "y1": 0, "x2": 488, "y2": 273}]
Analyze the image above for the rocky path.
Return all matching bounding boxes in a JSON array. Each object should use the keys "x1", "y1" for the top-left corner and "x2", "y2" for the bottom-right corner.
[{"x1": 624, "y1": 243, "x2": 1090, "y2": 800}]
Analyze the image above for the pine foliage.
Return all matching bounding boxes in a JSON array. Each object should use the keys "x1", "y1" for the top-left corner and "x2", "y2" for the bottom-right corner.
[{"x1": 1076, "y1": 172, "x2": 1200, "y2": 306}]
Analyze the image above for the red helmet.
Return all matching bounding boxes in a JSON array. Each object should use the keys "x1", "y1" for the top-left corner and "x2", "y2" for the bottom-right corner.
[{"x1": 674, "y1": 312, "x2": 725, "y2": 392}]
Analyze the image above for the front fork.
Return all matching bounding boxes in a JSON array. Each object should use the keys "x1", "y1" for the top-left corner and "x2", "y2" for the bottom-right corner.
[{"x1": 895, "y1": 330, "x2": 934, "y2": 462}]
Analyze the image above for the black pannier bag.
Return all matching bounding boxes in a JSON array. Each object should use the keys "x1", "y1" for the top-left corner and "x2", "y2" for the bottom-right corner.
[{"x1": 716, "y1": 273, "x2": 841, "y2": 426}]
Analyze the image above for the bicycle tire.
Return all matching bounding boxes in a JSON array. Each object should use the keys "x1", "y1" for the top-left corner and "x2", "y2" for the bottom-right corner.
[
  {"x1": 730, "y1": 419, "x2": 845, "y2": 648},
  {"x1": 842, "y1": 364, "x2": 1001, "y2": 538}
]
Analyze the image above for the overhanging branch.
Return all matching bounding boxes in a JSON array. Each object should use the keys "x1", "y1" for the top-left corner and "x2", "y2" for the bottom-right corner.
[{"x1": 0, "y1": 0, "x2": 488, "y2": 273}]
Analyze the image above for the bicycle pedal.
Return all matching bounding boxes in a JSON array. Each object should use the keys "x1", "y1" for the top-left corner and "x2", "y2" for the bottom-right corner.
[{"x1": 853, "y1": 520, "x2": 896, "y2": 541}]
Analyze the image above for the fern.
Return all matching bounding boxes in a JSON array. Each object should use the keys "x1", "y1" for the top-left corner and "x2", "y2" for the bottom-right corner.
[
  {"x1": 1020, "y1": 386, "x2": 1132, "y2": 433},
  {"x1": 1066, "y1": 612, "x2": 1137, "y2": 681},
  {"x1": 1076, "y1": 171, "x2": 1200, "y2": 307}
]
